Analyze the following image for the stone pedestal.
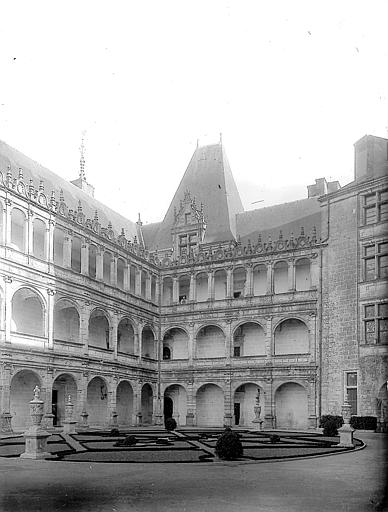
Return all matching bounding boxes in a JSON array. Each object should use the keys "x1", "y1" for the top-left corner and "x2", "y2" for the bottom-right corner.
[
  {"x1": 136, "y1": 412, "x2": 142, "y2": 426},
  {"x1": 20, "y1": 386, "x2": 53, "y2": 460},
  {"x1": 77, "y1": 410, "x2": 89, "y2": 430},
  {"x1": 0, "y1": 412, "x2": 13, "y2": 434},
  {"x1": 108, "y1": 410, "x2": 118, "y2": 428},
  {"x1": 186, "y1": 412, "x2": 195, "y2": 426},
  {"x1": 154, "y1": 414, "x2": 163, "y2": 426},
  {"x1": 337, "y1": 395, "x2": 354, "y2": 448},
  {"x1": 43, "y1": 413, "x2": 55, "y2": 431},
  {"x1": 252, "y1": 391, "x2": 263, "y2": 430},
  {"x1": 62, "y1": 395, "x2": 77, "y2": 435},
  {"x1": 252, "y1": 418, "x2": 264, "y2": 431},
  {"x1": 223, "y1": 413, "x2": 233, "y2": 427}
]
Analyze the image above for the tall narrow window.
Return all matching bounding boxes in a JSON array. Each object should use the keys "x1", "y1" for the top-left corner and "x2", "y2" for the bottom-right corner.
[
  {"x1": 363, "y1": 302, "x2": 388, "y2": 344},
  {"x1": 363, "y1": 241, "x2": 388, "y2": 280},
  {"x1": 345, "y1": 372, "x2": 357, "y2": 416},
  {"x1": 362, "y1": 189, "x2": 388, "y2": 225}
]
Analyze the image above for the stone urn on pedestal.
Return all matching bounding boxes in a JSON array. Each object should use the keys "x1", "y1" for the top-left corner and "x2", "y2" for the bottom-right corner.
[
  {"x1": 62, "y1": 395, "x2": 77, "y2": 434},
  {"x1": 252, "y1": 390, "x2": 263, "y2": 431},
  {"x1": 20, "y1": 386, "x2": 53, "y2": 460},
  {"x1": 337, "y1": 394, "x2": 355, "y2": 447}
]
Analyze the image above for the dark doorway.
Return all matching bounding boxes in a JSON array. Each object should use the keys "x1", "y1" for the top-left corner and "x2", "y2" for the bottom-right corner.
[
  {"x1": 52, "y1": 390, "x2": 58, "y2": 426},
  {"x1": 234, "y1": 403, "x2": 240, "y2": 425},
  {"x1": 164, "y1": 396, "x2": 173, "y2": 420}
]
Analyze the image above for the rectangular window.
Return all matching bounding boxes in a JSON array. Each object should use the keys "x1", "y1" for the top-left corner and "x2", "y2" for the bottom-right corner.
[
  {"x1": 345, "y1": 372, "x2": 358, "y2": 416},
  {"x1": 363, "y1": 303, "x2": 388, "y2": 344},
  {"x1": 362, "y1": 240, "x2": 388, "y2": 280},
  {"x1": 233, "y1": 346, "x2": 241, "y2": 357},
  {"x1": 363, "y1": 189, "x2": 388, "y2": 224}
]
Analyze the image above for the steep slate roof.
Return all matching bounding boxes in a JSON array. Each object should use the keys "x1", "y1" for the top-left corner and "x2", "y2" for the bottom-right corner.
[
  {"x1": 0, "y1": 140, "x2": 138, "y2": 240},
  {"x1": 236, "y1": 197, "x2": 321, "y2": 243},
  {"x1": 146, "y1": 143, "x2": 244, "y2": 250}
]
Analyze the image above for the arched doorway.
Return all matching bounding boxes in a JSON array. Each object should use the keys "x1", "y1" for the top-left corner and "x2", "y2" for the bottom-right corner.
[
  {"x1": 275, "y1": 382, "x2": 308, "y2": 429},
  {"x1": 196, "y1": 384, "x2": 224, "y2": 426},
  {"x1": 10, "y1": 370, "x2": 41, "y2": 431},
  {"x1": 141, "y1": 384, "x2": 153, "y2": 424},
  {"x1": 234, "y1": 383, "x2": 263, "y2": 426},
  {"x1": 11, "y1": 288, "x2": 44, "y2": 337},
  {"x1": 116, "y1": 381, "x2": 133, "y2": 426},
  {"x1": 86, "y1": 377, "x2": 108, "y2": 427},
  {"x1": 164, "y1": 384, "x2": 187, "y2": 426},
  {"x1": 52, "y1": 374, "x2": 77, "y2": 426}
]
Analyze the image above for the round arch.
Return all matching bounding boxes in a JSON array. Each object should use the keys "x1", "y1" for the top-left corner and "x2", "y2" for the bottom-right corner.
[
  {"x1": 86, "y1": 376, "x2": 108, "y2": 426},
  {"x1": 163, "y1": 327, "x2": 189, "y2": 360},
  {"x1": 274, "y1": 318, "x2": 309, "y2": 355},
  {"x1": 54, "y1": 298, "x2": 80, "y2": 343},
  {"x1": 117, "y1": 317, "x2": 135, "y2": 354},
  {"x1": 164, "y1": 384, "x2": 187, "y2": 426},
  {"x1": 142, "y1": 325, "x2": 156, "y2": 359},
  {"x1": 233, "y1": 382, "x2": 264, "y2": 427},
  {"x1": 52, "y1": 373, "x2": 78, "y2": 426},
  {"x1": 89, "y1": 308, "x2": 111, "y2": 350},
  {"x1": 11, "y1": 287, "x2": 45, "y2": 337},
  {"x1": 196, "y1": 324, "x2": 225, "y2": 359},
  {"x1": 232, "y1": 321, "x2": 266, "y2": 357},
  {"x1": 10, "y1": 369, "x2": 42, "y2": 431},
  {"x1": 274, "y1": 381, "x2": 308, "y2": 429},
  {"x1": 116, "y1": 380, "x2": 134, "y2": 425},
  {"x1": 196, "y1": 383, "x2": 224, "y2": 426},
  {"x1": 273, "y1": 260, "x2": 289, "y2": 294}
]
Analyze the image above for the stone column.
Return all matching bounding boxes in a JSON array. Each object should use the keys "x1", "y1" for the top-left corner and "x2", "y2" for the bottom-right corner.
[
  {"x1": 134, "y1": 380, "x2": 142, "y2": 426},
  {"x1": 137, "y1": 323, "x2": 143, "y2": 361},
  {"x1": 0, "y1": 363, "x2": 13, "y2": 433},
  {"x1": 108, "y1": 377, "x2": 118, "y2": 428},
  {"x1": 288, "y1": 258, "x2": 295, "y2": 291},
  {"x1": 135, "y1": 267, "x2": 141, "y2": 296},
  {"x1": 307, "y1": 378, "x2": 318, "y2": 428},
  {"x1": 47, "y1": 219, "x2": 55, "y2": 263},
  {"x1": 46, "y1": 288, "x2": 55, "y2": 350},
  {"x1": 5, "y1": 199, "x2": 12, "y2": 246},
  {"x1": 110, "y1": 255, "x2": 117, "y2": 287},
  {"x1": 42, "y1": 368, "x2": 55, "y2": 430},
  {"x1": 112, "y1": 312, "x2": 118, "y2": 360},
  {"x1": 78, "y1": 371, "x2": 89, "y2": 430},
  {"x1": 155, "y1": 277, "x2": 160, "y2": 305},
  {"x1": 146, "y1": 273, "x2": 152, "y2": 301},
  {"x1": 123, "y1": 262, "x2": 130, "y2": 291},
  {"x1": 63, "y1": 231, "x2": 72, "y2": 269},
  {"x1": 189, "y1": 273, "x2": 196, "y2": 302},
  {"x1": 185, "y1": 381, "x2": 195, "y2": 426},
  {"x1": 244, "y1": 264, "x2": 253, "y2": 297},
  {"x1": 1, "y1": 201, "x2": 7, "y2": 245},
  {"x1": 3, "y1": 275, "x2": 13, "y2": 344},
  {"x1": 225, "y1": 320, "x2": 232, "y2": 362},
  {"x1": 207, "y1": 271, "x2": 214, "y2": 301},
  {"x1": 80, "y1": 302, "x2": 90, "y2": 355},
  {"x1": 172, "y1": 275, "x2": 179, "y2": 304},
  {"x1": 223, "y1": 379, "x2": 233, "y2": 427},
  {"x1": 81, "y1": 239, "x2": 89, "y2": 275},
  {"x1": 188, "y1": 322, "x2": 195, "y2": 365},
  {"x1": 263, "y1": 379, "x2": 274, "y2": 429},
  {"x1": 226, "y1": 267, "x2": 233, "y2": 298},
  {"x1": 265, "y1": 316, "x2": 272, "y2": 358},
  {"x1": 266, "y1": 263, "x2": 273, "y2": 294},
  {"x1": 134, "y1": 326, "x2": 140, "y2": 359},
  {"x1": 96, "y1": 247, "x2": 103, "y2": 281},
  {"x1": 27, "y1": 209, "x2": 33, "y2": 255}
]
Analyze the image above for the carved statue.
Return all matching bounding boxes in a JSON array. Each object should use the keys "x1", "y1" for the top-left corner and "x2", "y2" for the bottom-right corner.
[{"x1": 33, "y1": 386, "x2": 41, "y2": 401}]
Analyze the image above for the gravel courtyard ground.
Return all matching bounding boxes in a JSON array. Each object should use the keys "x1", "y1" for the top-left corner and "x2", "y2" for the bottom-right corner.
[{"x1": 0, "y1": 432, "x2": 386, "y2": 512}]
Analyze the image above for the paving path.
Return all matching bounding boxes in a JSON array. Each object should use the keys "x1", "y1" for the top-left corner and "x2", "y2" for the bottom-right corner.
[{"x1": 0, "y1": 433, "x2": 386, "y2": 512}]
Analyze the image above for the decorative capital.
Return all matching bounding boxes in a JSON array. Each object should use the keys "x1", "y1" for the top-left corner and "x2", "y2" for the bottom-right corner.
[
  {"x1": 3, "y1": 275, "x2": 12, "y2": 284},
  {"x1": 47, "y1": 288, "x2": 56, "y2": 296}
]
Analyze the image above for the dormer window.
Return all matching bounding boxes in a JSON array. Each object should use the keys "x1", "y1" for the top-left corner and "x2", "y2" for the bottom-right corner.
[
  {"x1": 172, "y1": 190, "x2": 206, "y2": 257},
  {"x1": 185, "y1": 213, "x2": 190, "y2": 224}
]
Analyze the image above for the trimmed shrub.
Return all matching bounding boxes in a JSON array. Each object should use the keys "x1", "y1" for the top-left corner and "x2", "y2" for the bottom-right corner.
[
  {"x1": 165, "y1": 417, "x2": 177, "y2": 431},
  {"x1": 215, "y1": 428, "x2": 243, "y2": 460},
  {"x1": 319, "y1": 415, "x2": 343, "y2": 436},
  {"x1": 114, "y1": 435, "x2": 137, "y2": 447},
  {"x1": 109, "y1": 428, "x2": 120, "y2": 436},
  {"x1": 350, "y1": 416, "x2": 377, "y2": 431},
  {"x1": 269, "y1": 434, "x2": 281, "y2": 443}
]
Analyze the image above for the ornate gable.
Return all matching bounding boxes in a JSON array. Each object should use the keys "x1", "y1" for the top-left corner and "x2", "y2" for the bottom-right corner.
[{"x1": 171, "y1": 190, "x2": 206, "y2": 257}]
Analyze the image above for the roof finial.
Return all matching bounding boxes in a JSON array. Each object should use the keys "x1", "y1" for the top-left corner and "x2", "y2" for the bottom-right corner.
[
  {"x1": 196, "y1": 138, "x2": 199, "y2": 149},
  {"x1": 219, "y1": 132, "x2": 222, "y2": 145},
  {"x1": 79, "y1": 130, "x2": 87, "y2": 180}
]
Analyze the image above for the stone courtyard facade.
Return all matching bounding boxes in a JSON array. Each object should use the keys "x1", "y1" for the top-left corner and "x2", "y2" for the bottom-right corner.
[{"x1": 0, "y1": 134, "x2": 387, "y2": 433}]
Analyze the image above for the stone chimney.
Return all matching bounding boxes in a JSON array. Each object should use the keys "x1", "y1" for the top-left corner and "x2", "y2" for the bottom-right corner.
[{"x1": 354, "y1": 134, "x2": 388, "y2": 181}]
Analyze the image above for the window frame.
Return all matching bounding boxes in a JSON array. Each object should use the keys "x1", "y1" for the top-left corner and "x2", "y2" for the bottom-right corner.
[
  {"x1": 362, "y1": 240, "x2": 388, "y2": 281},
  {"x1": 362, "y1": 189, "x2": 388, "y2": 225},
  {"x1": 362, "y1": 301, "x2": 388, "y2": 344},
  {"x1": 344, "y1": 370, "x2": 358, "y2": 416}
]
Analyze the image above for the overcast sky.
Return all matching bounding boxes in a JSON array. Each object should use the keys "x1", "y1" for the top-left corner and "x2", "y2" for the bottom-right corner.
[{"x1": 0, "y1": 0, "x2": 387, "y2": 224}]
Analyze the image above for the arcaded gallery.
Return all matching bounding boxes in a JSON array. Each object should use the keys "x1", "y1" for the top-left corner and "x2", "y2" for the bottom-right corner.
[{"x1": 0, "y1": 134, "x2": 387, "y2": 434}]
